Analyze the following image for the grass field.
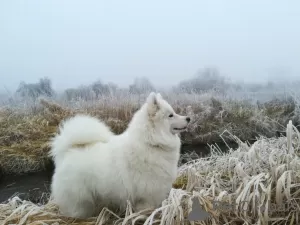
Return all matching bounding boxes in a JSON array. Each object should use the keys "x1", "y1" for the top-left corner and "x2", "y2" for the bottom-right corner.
[
  {"x1": 1, "y1": 118, "x2": 300, "y2": 224},
  {"x1": 0, "y1": 89, "x2": 300, "y2": 224},
  {"x1": 0, "y1": 90, "x2": 299, "y2": 175}
]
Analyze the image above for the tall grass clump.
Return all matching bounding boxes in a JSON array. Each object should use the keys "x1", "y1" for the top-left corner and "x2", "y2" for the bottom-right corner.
[{"x1": 1, "y1": 120, "x2": 300, "y2": 225}]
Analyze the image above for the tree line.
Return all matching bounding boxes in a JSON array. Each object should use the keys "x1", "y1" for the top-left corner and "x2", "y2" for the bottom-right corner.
[{"x1": 14, "y1": 67, "x2": 299, "y2": 101}]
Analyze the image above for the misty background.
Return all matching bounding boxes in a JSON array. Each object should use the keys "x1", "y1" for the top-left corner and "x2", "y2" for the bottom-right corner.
[{"x1": 1, "y1": 0, "x2": 300, "y2": 94}]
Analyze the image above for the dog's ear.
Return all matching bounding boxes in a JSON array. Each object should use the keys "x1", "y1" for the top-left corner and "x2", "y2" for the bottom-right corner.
[
  {"x1": 147, "y1": 92, "x2": 158, "y2": 105},
  {"x1": 146, "y1": 92, "x2": 160, "y2": 115},
  {"x1": 156, "y1": 93, "x2": 163, "y2": 100}
]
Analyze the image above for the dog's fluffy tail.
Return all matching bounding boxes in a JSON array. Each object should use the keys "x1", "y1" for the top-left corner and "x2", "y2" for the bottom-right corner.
[{"x1": 49, "y1": 114, "x2": 114, "y2": 166}]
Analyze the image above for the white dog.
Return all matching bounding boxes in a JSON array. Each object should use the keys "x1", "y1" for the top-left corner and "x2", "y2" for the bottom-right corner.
[{"x1": 49, "y1": 92, "x2": 191, "y2": 218}]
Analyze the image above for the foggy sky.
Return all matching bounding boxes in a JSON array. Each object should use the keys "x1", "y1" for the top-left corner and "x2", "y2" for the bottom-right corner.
[{"x1": 1, "y1": 0, "x2": 300, "y2": 91}]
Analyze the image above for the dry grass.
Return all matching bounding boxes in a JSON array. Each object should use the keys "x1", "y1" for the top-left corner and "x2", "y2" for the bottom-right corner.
[
  {"x1": 0, "y1": 92, "x2": 299, "y2": 175},
  {"x1": 1, "y1": 120, "x2": 300, "y2": 225}
]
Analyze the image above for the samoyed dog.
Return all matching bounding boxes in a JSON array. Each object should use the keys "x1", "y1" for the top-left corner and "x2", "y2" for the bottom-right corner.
[{"x1": 49, "y1": 92, "x2": 191, "y2": 218}]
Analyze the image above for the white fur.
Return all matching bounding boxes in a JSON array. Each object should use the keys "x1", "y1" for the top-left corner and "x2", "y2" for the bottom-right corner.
[
  {"x1": 49, "y1": 92, "x2": 190, "y2": 218},
  {"x1": 50, "y1": 114, "x2": 114, "y2": 166}
]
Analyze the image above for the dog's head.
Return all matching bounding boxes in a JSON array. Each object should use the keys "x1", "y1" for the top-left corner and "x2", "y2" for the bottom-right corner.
[{"x1": 146, "y1": 92, "x2": 191, "y2": 135}]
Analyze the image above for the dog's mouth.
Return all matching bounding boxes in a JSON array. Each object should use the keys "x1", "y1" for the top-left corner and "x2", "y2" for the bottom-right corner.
[{"x1": 173, "y1": 127, "x2": 187, "y2": 131}]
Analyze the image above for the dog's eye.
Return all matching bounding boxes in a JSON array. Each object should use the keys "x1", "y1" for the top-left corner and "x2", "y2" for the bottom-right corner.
[{"x1": 168, "y1": 114, "x2": 173, "y2": 118}]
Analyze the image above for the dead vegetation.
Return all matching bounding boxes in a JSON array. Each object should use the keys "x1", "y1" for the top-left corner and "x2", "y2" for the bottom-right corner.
[
  {"x1": 1, "y1": 120, "x2": 300, "y2": 224},
  {"x1": 0, "y1": 93, "x2": 299, "y2": 175}
]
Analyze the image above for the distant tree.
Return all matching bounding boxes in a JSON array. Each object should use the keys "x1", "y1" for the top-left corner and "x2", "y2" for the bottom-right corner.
[
  {"x1": 64, "y1": 88, "x2": 78, "y2": 101},
  {"x1": 266, "y1": 81, "x2": 275, "y2": 89},
  {"x1": 129, "y1": 77, "x2": 155, "y2": 94},
  {"x1": 91, "y1": 80, "x2": 108, "y2": 97},
  {"x1": 39, "y1": 77, "x2": 54, "y2": 97},
  {"x1": 63, "y1": 79, "x2": 119, "y2": 101},
  {"x1": 177, "y1": 67, "x2": 229, "y2": 93},
  {"x1": 64, "y1": 85, "x2": 96, "y2": 101},
  {"x1": 91, "y1": 80, "x2": 118, "y2": 97},
  {"x1": 231, "y1": 83, "x2": 243, "y2": 91},
  {"x1": 16, "y1": 77, "x2": 55, "y2": 99},
  {"x1": 106, "y1": 82, "x2": 118, "y2": 94},
  {"x1": 247, "y1": 83, "x2": 264, "y2": 92}
]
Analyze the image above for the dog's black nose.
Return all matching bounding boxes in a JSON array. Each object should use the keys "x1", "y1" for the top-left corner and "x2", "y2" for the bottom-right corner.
[{"x1": 186, "y1": 117, "x2": 191, "y2": 123}]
